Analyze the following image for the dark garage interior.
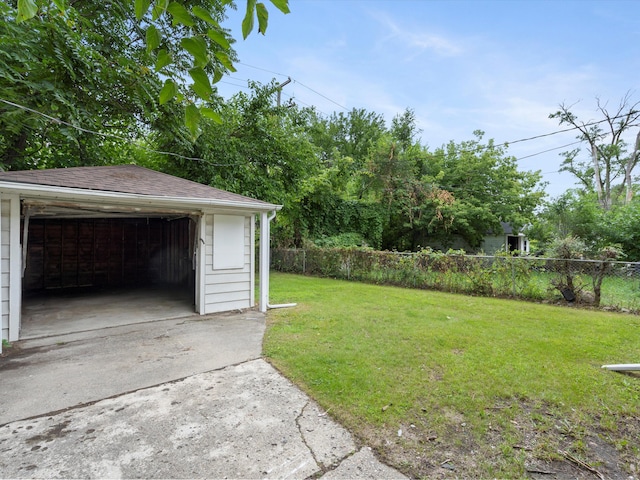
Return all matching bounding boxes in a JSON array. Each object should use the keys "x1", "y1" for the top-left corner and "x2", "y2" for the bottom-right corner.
[
  {"x1": 20, "y1": 215, "x2": 197, "y2": 339},
  {"x1": 23, "y1": 217, "x2": 194, "y2": 291}
]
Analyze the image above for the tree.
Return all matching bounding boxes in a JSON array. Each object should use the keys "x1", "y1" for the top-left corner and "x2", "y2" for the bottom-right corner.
[
  {"x1": 309, "y1": 108, "x2": 386, "y2": 168},
  {"x1": 1, "y1": 0, "x2": 290, "y2": 170},
  {"x1": 550, "y1": 94, "x2": 640, "y2": 210},
  {"x1": 154, "y1": 81, "x2": 321, "y2": 246},
  {"x1": 529, "y1": 191, "x2": 604, "y2": 253},
  {"x1": 419, "y1": 131, "x2": 546, "y2": 250}
]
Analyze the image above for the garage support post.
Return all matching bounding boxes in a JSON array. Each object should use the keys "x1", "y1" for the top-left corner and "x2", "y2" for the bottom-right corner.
[{"x1": 259, "y1": 211, "x2": 275, "y2": 313}]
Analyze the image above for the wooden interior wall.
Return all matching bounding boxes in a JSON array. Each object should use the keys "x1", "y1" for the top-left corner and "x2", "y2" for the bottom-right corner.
[{"x1": 23, "y1": 217, "x2": 192, "y2": 291}]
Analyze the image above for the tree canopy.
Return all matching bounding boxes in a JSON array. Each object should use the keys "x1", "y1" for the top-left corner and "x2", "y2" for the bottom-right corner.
[
  {"x1": 550, "y1": 94, "x2": 640, "y2": 210},
  {"x1": 0, "y1": 1, "x2": 564, "y2": 255},
  {"x1": 0, "y1": 0, "x2": 289, "y2": 170}
]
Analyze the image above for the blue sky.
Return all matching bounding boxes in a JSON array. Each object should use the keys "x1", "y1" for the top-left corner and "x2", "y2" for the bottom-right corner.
[{"x1": 218, "y1": 0, "x2": 640, "y2": 198}]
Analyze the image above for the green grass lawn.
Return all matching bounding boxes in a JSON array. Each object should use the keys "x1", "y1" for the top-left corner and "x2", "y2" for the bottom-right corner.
[{"x1": 264, "y1": 273, "x2": 640, "y2": 478}]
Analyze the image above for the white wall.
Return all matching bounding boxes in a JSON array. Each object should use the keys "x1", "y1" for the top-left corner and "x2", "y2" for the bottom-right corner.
[
  {"x1": 1, "y1": 196, "x2": 8, "y2": 343},
  {"x1": 201, "y1": 213, "x2": 253, "y2": 313},
  {"x1": 1, "y1": 194, "x2": 20, "y2": 344}
]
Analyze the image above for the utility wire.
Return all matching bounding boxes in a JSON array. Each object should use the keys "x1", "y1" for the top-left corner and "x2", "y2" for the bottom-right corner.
[
  {"x1": 234, "y1": 63, "x2": 636, "y2": 158},
  {"x1": 235, "y1": 62, "x2": 289, "y2": 79},
  {"x1": 515, "y1": 141, "x2": 582, "y2": 161},
  {"x1": 1, "y1": 95, "x2": 634, "y2": 170},
  {"x1": 291, "y1": 79, "x2": 349, "y2": 112},
  {"x1": 0, "y1": 98, "x2": 236, "y2": 166},
  {"x1": 237, "y1": 62, "x2": 349, "y2": 111}
]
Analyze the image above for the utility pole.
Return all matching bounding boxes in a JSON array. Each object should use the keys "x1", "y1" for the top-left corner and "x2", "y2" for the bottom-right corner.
[{"x1": 276, "y1": 77, "x2": 291, "y2": 107}]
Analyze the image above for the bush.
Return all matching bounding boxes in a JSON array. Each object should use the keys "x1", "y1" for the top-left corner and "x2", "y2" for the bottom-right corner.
[
  {"x1": 313, "y1": 232, "x2": 369, "y2": 248},
  {"x1": 270, "y1": 247, "x2": 639, "y2": 311}
]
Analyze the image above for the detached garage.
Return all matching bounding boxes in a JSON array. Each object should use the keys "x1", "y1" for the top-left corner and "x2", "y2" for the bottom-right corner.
[{"x1": 0, "y1": 165, "x2": 281, "y2": 351}]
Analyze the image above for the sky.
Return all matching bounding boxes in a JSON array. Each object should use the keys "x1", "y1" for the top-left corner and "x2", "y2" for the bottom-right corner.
[{"x1": 217, "y1": 0, "x2": 640, "y2": 198}]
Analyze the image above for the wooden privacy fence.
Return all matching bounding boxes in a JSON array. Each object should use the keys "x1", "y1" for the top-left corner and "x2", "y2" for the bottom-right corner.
[{"x1": 271, "y1": 247, "x2": 640, "y2": 312}]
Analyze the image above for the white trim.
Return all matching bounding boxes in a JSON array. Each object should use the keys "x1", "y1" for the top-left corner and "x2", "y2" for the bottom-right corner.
[
  {"x1": 0, "y1": 192, "x2": 2, "y2": 354},
  {"x1": 259, "y1": 211, "x2": 273, "y2": 313},
  {"x1": 9, "y1": 195, "x2": 21, "y2": 341},
  {"x1": 250, "y1": 215, "x2": 256, "y2": 308},
  {"x1": 0, "y1": 182, "x2": 281, "y2": 213},
  {"x1": 196, "y1": 215, "x2": 206, "y2": 315}
]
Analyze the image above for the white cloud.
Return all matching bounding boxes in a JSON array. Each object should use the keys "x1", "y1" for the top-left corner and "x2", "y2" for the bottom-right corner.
[{"x1": 367, "y1": 9, "x2": 463, "y2": 58}]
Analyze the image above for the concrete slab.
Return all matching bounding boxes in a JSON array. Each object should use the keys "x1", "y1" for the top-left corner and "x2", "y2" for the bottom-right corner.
[
  {"x1": 0, "y1": 312, "x2": 265, "y2": 425},
  {"x1": 0, "y1": 360, "x2": 347, "y2": 479},
  {"x1": 0, "y1": 312, "x2": 408, "y2": 479},
  {"x1": 21, "y1": 287, "x2": 195, "y2": 339},
  {"x1": 321, "y1": 448, "x2": 409, "y2": 479}
]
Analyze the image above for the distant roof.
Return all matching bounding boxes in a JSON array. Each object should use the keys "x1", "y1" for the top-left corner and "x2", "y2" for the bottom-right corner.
[
  {"x1": 0, "y1": 165, "x2": 276, "y2": 209},
  {"x1": 500, "y1": 221, "x2": 514, "y2": 235}
]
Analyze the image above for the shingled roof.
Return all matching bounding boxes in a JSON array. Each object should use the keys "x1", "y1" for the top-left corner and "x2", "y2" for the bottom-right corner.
[{"x1": 0, "y1": 165, "x2": 276, "y2": 208}]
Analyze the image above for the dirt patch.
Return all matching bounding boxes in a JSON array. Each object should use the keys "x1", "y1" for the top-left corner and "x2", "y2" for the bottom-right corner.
[
  {"x1": 352, "y1": 401, "x2": 639, "y2": 479},
  {"x1": 0, "y1": 342, "x2": 21, "y2": 359}
]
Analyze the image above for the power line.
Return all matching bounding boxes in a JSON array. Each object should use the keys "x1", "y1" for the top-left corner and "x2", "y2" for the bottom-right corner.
[
  {"x1": 0, "y1": 98, "x2": 236, "y2": 167},
  {"x1": 236, "y1": 62, "x2": 349, "y2": 111},
  {"x1": 515, "y1": 141, "x2": 582, "y2": 161},
  {"x1": 2, "y1": 93, "x2": 634, "y2": 174},
  {"x1": 235, "y1": 62, "x2": 289, "y2": 79},
  {"x1": 291, "y1": 79, "x2": 349, "y2": 112},
  {"x1": 234, "y1": 63, "x2": 636, "y2": 153}
]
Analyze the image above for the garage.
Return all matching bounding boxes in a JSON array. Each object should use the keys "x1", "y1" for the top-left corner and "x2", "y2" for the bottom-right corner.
[{"x1": 0, "y1": 165, "x2": 280, "y2": 349}]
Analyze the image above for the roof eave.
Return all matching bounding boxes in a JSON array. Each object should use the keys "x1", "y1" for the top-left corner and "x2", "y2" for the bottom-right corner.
[{"x1": 0, "y1": 182, "x2": 282, "y2": 212}]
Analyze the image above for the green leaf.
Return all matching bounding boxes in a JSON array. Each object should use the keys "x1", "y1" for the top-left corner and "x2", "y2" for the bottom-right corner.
[
  {"x1": 135, "y1": 0, "x2": 151, "y2": 20},
  {"x1": 192, "y1": 6, "x2": 219, "y2": 26},
  {"x1": 181, "y1": 37, "x2": 208, "y2": 67},
  {"x1": 242, "y1": 0, "x2": 256, "y2": 39},
  {"x1": 16, "y1": 0, "x2": 38, "y2": 22},
  {"x1": 159, "y1": 79, "x2": 177, "y2": 105},
  {"x1": 167, "y1": 2, "x2": 194, "y2": 26},
  {"x1": 185, "y1": 104, "x2": 201, "y2": 136},
  {"x1": 214, "y1": 51, "x2": 236, "y2": 72},
  {"x1": 189, "y1": 67, "x2": 212, "y2": 100},
  {"x1": 154, "y1": 49, "x2": 173, "y2": 72},
  {"x1": 212, "y1": 69, "x2": 224, "y2": 84},
  {"x1": 152, "y1": 0, "x2": 169, "y2": 20},
  {"x1": 201, "y1": 107, "x2": 222, "y2": 124},
  {"x1": 207, "y1": 29, "x2": 230, "y2": 50},
  {"x1": 145, "y1": 25, "x2": 161, "y2": 53},
  {"x1": 256, "y1": 3, "x2": 268, "y2": 35},
  {"x1": 269, "y1": 0, "x2": 290, "y2": 14},
  {"x1": 52, "y1": 0, "x2": 66, "y2": 13}
]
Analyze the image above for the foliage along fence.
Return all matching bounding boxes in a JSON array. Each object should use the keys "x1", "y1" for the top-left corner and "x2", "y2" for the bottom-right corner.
[{"x1": 271, "y1": 247, "x2": 640, "y2": 312}]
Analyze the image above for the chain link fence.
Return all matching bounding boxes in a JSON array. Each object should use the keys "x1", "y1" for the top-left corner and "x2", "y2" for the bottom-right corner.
[{"x1": 271, "y1": 247, "x2": 640, "y2": 312}]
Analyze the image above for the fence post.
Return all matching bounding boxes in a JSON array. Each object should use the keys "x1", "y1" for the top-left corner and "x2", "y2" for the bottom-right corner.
[
  {"x1": 303, "y1": 249, "x2": 306, "y2": 274},
  {"x1": 511, "y1": 260, "x2": 516, "y2": 297}
]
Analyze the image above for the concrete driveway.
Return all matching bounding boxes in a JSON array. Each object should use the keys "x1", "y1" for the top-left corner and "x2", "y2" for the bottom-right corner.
[{"x1": 0, "y1": 312, "x2": 407, "y2": 479}]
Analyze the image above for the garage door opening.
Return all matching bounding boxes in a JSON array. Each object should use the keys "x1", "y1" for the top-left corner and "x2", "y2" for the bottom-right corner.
[{"x1": 21, "y1": 216, "x2": 197, "y2": 339}]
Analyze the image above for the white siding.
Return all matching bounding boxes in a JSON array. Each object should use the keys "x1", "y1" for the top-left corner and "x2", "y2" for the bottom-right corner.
[
  {"x1": 201, "y1": 213, "x2": 253, "y2": 313},
  {"x1": 1, "y1": 195, "x2": 20, "y2": 342},
  {"x1": 0, "y1": 196, "x2": 7, "y2": 343}
]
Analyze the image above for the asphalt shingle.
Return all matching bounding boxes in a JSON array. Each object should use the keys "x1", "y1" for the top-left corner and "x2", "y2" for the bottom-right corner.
[{"x1": 0, "y1": 165, "x2": 273, "y2": 207}]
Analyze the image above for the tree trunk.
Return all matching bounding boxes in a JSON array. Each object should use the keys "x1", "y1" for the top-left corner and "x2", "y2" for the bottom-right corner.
[
  {"x1": 590, "y1": 143, "x2": 608, "y2": 210},
  {"x1": 626, "y1": 130, "x2": 640, "y2": 204}
]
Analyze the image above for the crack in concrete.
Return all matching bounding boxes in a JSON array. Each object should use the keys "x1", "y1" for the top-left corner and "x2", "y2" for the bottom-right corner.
[
  {"x1": 295, "y1": 401, "x2": 323, "y2": 475},
  {"x1": 0, "y1": 357, "x2": 262, "y2": 428},
  {"x1": 295, "y1": 401, "x2": 362, "y2": 480}
]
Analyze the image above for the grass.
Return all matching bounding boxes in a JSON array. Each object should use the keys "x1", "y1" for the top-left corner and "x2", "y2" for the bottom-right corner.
[{"x1": 264, "y1": 273, "x2": 640, "y2": 478}]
